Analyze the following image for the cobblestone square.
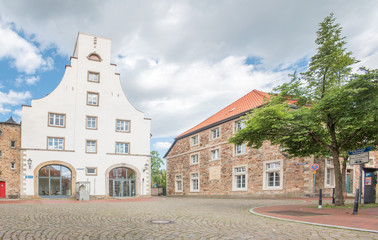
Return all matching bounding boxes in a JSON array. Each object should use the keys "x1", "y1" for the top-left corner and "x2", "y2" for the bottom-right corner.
[{"x1": 0, "y1": 198, "x2": 376, "y2": 239}]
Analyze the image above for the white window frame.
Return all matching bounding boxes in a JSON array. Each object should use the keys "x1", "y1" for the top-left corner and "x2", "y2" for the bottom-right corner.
[
  {"x1": 87, "y1": 92, "x2": 99, "y2": 106},
  {"x1": 88, "y1": 71, "x2": 100, "y2": 83},
  {"x1": 263, "y1": 159, "x2": 283, "y2": 190},
  {"x1": 190, "y1": 135, "x2": 199, "y2": 146},
  {"x1": 47, "y1": 137, "x2": 64, "y2": 150},
  {"x1": 235, "y1": 143, "x2": 246, "y2": 155},
  {"x1": 86, "y1": 140, "x2": 97, "y2": 153},
  {"x1": 210, "y1": 127, "x2": 220, "y2": 140},
  {"x1": 86, "y1": 116, "x2": 97, "y2": 130},
  {"x1": 116, "y1": 119, "x2": 130, "y2": 132},
  {"x1": 116, "y1": 142, "x2": 130, "y2": 154},
  {"x1": 175, "y1": 175, "x2": 183, "y2": 192},
  {"x1": 233, "y1": 165, "x2": 248, "y2": 191},
  {"x1": 234, "y1": 119, "x2": 246, "y2": 133},
  {"x1": 210, "y1": 148, "x2": 220, "y2": 161},
  {"x1": 48, "y1": 113, "x2": 65, "y2": 127},
  {"x1": 190, "y1": 172, "x2": 200, "y2": 192},
  {"x1": 190, "y1": 153, "x2": 199, "y2": 165},
  {"x1": 324, "y1": 159, "x2": 335, "y2": 188}
]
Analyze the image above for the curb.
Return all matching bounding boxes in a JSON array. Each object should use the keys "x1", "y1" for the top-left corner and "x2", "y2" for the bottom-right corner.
[{"x1": 249, "y1": 207, "x2": 378, "y2": 234}]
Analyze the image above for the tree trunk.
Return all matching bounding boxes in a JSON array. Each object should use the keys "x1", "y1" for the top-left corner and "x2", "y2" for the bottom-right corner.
[
  {"x1": 332, "y1": 150, "x2": 345, "y2": 206},
  {"x1": 341, "y1": 156, "x2": 348, "y2": 198}
]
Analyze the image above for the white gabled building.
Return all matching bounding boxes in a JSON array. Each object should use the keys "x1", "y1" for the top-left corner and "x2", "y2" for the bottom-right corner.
[{"x1": 21, "y1": 33, "x2": 151, "y2": 199}]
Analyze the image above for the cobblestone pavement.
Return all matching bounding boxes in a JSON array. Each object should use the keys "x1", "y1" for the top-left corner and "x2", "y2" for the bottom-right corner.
[{"x1": 0, "y1": 197, "x2": 376, "y2": 240}]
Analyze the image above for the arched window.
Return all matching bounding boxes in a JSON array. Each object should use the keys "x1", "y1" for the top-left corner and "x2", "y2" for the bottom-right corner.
[
  {"x1": 87, "y1": 53, "x2": 102, "y2": 62},
  {"x1": 109, "y1": 167, "x2": 135, "y2": 197},
  {"x1": 39, "y1": 165, "x2": 72, "y2": 197}
]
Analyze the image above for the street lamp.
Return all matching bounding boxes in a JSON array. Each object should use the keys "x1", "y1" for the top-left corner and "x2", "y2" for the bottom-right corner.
[{"x1": 27, "y1": 158, "x2": 32, "y2": 169}]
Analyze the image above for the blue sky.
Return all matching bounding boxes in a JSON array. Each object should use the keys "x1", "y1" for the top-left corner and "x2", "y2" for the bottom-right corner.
[{"x1": 1, "y1": 1, "x2": 378, "y2": 164}]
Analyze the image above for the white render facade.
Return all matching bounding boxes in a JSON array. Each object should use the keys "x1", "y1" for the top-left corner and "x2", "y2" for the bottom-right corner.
[{"x1": 21, "y1": 33, "x2": 151, "y2": 198}]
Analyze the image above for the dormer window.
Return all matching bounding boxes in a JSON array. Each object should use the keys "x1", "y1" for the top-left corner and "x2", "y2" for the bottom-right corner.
[{"x1": 87, "y1": 53, "x2": 102, "y2": 62}]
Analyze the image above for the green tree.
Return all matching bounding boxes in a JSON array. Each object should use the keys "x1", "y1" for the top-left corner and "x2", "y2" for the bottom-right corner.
[
  {"x1": 151, "y1": 151, "x2": 166, "y2": 187},
  {"x1": 230, "y1": 14, "x2": 377, "y2": 206}
]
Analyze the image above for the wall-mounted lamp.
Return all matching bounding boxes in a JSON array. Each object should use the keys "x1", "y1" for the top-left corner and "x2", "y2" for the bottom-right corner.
[
  {"x1": 143, "y1": 163, "x2": 149, "y2": 172},
  {"x1": 27, "y1": 158, "x2": 32, "y2": 169}
]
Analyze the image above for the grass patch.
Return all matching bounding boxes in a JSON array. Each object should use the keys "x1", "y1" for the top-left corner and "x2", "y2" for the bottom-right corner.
[{"x1": 308, "y1": 203, "x2": 378, "y2": 209}]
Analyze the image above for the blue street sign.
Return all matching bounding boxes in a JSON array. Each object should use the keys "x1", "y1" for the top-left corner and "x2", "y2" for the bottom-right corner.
[
  {"x1": 348, "y1": 146, "x2": 373, "y2": 156},
  {"x1": 25, "y1": 175, "x2": 33, "y2": 179}
]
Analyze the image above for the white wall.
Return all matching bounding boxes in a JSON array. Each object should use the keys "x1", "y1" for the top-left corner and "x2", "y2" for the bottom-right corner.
[{"x1": 21, "y1": 33, "x2": 151, "y2": 197}]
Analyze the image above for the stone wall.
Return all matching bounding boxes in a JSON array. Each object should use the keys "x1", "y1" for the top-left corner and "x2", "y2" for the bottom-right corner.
[
  {"x1": 166, "y1": 118, "x2": 315, "y2": 197},
  {"x1": 0, "y1": 123, "x2": 21, "y2": 198}
]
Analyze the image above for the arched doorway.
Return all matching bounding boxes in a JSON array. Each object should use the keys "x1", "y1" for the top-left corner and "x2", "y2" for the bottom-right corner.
[
  {"x1": 109, "y1": 167, "x2": 135, "y2": 197},
  {"x1": 38, "y1": 165, "x2": 72, "y2": 197}
]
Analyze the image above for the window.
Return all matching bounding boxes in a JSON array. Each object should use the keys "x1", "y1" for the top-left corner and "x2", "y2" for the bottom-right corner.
[
  {"x1": 190, "y1": 154, "x2": 199, "y2": 165},
  {"x1": 11, "y1": 141, "x2": 15, "y2": 148},
  {"x1": 210, "y1": 148, "x2": 220, "y2": 161},
  {"x1": 234, "y1": 120, "x2": 246, "y2": 133},
  {"x1": 116, "y1": 142, "x2": 129, "y2": 154},
  {"x1": 263, "y1": 160, "x2": 283, "y2": 190},
  {"x1": 10, "y1": 162, "x2": 15, "y2": 170},
  {"x1": 324, "y1": 159, "x2": 335, "y2": 188},
  {"x1": 88, "y1": 72, "x2": 100, "y2": 83},
  {"x1": 116, "y1": 119, "x2": 130, "y2": 132},
  {"x1": 0, "y1": 151, "x2": 2, "y2": 158},
  {"x1": 48, "y1": 113, "x2": 65, "y2": 127},
  {"x1": 87, "y1": 92, "x2": 99, "y2": 106},
  {"x1": 210, "y1": 127, "x2": 220, "y2": 140},
  {"x1": 175, "y1": 175, "x2": 183, "y2": 192},
  {"x1": 86, "y1": 140, "x2": 97, "y2": 153},
  {"x1": 190, "y1": 172, "x2": 199, "y2": 192},
  {"x1": 85, "y1": 167, "x2": 97, "y2": 176},
  {"x1": 86, "y1": 116, "x2": 97, "y2": 129},
  {"x1": 235, "y1": 143, "x2": 246, "y2": 155},
  {"x1": 233, "y1": 166, "x2": 247, "y2": 191},
  {"x1": 47, "y1": 137, "x2": 64, "y2": 150},
  {"x1": 191, "y1": 135, "x2": 199, "y2": 146}
]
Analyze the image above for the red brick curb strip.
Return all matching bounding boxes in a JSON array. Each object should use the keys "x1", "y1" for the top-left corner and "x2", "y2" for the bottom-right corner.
[{"x1": 249, "y1": 207, "x2": 378, "y2": 234}]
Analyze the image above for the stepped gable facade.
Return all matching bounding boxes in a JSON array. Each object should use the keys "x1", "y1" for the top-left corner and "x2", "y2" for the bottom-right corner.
[{"x1": 20, "y1": 33, "x2": 151, "y2": 199}]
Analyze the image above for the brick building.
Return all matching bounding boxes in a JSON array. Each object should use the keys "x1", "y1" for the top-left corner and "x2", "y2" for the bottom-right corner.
[
  {"x1": 0, "y1": 117, "x2": 21, "y2": 198},
  {"x1": 165, "y1": 90, "x2": 375, "y2": 197}
]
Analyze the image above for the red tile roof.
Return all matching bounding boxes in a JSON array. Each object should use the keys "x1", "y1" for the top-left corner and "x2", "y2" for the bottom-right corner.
[{"x1": 176, "y1": 89, "x2": 270, "y2": 139}]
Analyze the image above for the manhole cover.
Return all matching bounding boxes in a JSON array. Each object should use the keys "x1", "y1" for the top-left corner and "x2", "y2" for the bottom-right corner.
[
  {"x1": 148, "y1": 220, "x2": 174, "y2": 224},
  {"x1": 269, "y1": 210, "x2": 329, "y2": 217}
]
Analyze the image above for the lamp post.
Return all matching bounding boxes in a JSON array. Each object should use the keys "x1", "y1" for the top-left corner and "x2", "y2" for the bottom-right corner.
[{"x1": 27, "y1": 158, "x2": 32, "y2": 169}]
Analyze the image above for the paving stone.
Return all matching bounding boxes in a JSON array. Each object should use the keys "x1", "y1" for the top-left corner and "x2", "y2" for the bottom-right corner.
[{"x1": 0, "y1": 198, "x2": 376, "y2": 239}]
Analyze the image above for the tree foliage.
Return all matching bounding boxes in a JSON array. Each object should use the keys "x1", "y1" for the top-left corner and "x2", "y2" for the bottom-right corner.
[
  {"x1": 151, "y1": 151, "x2": 166, "y2": 187},
  {"x1": 230, "y1": 13, "x2": 377, "y2": 205}
]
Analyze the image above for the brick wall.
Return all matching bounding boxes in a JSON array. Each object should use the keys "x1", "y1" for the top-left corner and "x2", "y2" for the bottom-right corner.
[{"x1": 0, "y1": 123, "x2": 21, "y2": 198}]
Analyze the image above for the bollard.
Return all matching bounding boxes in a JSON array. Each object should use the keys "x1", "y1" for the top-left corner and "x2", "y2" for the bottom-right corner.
[
  {"x1": 353, "y1": 189, "x2": 359, "y2": 215},
  {"x1": 332, "y1": 188, "x2": 335, "y2": 204},
  {"x1": 318, "y1": 189, "x2": 322, "y2": 209}
]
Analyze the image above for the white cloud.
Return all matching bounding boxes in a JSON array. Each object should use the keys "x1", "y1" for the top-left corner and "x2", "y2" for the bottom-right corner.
[
  {"x1": 0, "y1": 21, "x2": 53, "y2": 74},
  {"x1": 0, "y1": 90, "x2": 31, "y2": 115},
  {"x1": 117, "y1": 55, "x2": 290, "y2": 137},
  {"x1": 153, "y1": 142, "x2": 172, "y2": 150},
  {"x1": 0, "y1": 0, "x2": 377, "y2": 137},
  {"x1": 15, "y1": 75, "x2": 40, "y2": 86}
]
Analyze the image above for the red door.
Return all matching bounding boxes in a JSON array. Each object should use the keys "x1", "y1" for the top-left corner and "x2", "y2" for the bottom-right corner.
[{"x1": 0, "y1": 181, "x2": 5, "y2": 198}]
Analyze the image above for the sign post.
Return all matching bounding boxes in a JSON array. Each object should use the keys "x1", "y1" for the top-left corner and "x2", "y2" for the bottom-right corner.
[
  {"x1": 311, "y1": 164, "x2": 319, "y2": 197},
  {"x1": 348, "y1": 147, "x2": 373, "y2": 203}
]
